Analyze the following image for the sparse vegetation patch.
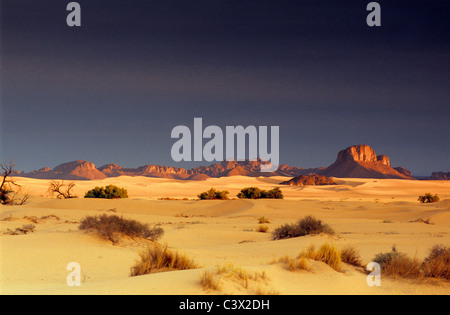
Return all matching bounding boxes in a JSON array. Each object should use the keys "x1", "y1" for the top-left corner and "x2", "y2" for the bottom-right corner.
[{"x1": 272, "y1": 215, "x2": 335, "y2": 240}]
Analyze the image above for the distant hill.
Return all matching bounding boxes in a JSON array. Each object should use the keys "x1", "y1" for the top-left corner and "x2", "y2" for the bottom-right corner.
[
  {"x1": 22, "y1": 160, "x2": 107, "y2": 180},
  {"x1": 280, "y1": 174, "x2": 336, "y2": 186},
  {"x1": 431, "y1": 172, "x2": 450, "y2": 180},
  {"x1": 319, "y1": 145, "x2": 414, "y2": 179},
  {"x1": 18, "y1": 159, "x2": 324, "y2": 181},
  {"x1": 15, "y1": 145, "x2": 421, "y2": 181}
]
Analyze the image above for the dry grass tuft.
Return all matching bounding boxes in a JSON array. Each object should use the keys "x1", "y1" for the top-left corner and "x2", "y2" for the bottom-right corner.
[
  {"x1": 422, "y1": 245, "x2": 450, "y2": 280},
  {"x1": 341, "y1": 246, "x2": 363, "y2": 267},
  {"x1": 130, "y1": 243, "x2": 198, "y2": 276},
  {"x1": 299, "y1": 243, "x2": 342, "y2": 271},
  {"x1": 258, "y1": 216, "x2": 271, "y2": 224},
  {"x1": 202, "y1": 263, "x2": 270, "y2": 293},
  {"x1": 200, "y1": 270, "x2": 221, "y2": 291},
  {"x1": 256, "y1": 225, "x2": 269, "y2": 233},
  {"x1": 373, "y1": 246, "x2": 422, "y2": 279},
  {"x1": 275, "y1": 255, "x2": 310, "y2": 272}
]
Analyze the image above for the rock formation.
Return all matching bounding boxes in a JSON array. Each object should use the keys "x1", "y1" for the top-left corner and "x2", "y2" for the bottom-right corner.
[
  {"x1": 280, "y1": 174, "x2": 336, "y2": 186},
  {"x1": 18, "y1": 159, "x2": 324, "y2": 181},
  {"x1": 431, "y1": 172, "x2": 450, "y2": 180},
  {"x1": 320, "y1": 145, "x2": 413, "y2": 179}
]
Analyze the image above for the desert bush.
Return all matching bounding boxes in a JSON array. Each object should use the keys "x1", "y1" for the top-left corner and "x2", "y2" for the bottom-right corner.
[
  {"x1": 5, "y1": 224, "x2": 36, "y2": 235},
  {"x1": 340, "y1": 246, "x2": 363, "y2": 267},
  {"x1": 79, "y1": 214, "x2": 163, "y2": 243},
  {"x1": 373, "y1": 246, "x2": 422, "y2": 279},
  {"x1": 261, "y1": 187, "x2": 284, "y2": 199},
  {"x1": 48, "y1": 181, "x2": 77, "y2": 199},
  {"x1": 237, "y1": 187, "x2": 283, "y2": 199},
  {"x1": 130, "y1": 243, "x2": 197, "y2": 276},
  {"x1": 422, "y1": 245, "x2": 450, "y2": 280},
  {"x1": 237, "y1": 187, "x2": 262, "y2": 199},
  {"x1": 418, "y1": 193, "x2": 440, "y2": 203},
  {"x1": 272, "y1": 215, "x2": 335, "y2": 240},
  {"x1": 84, "y1": 185, "x2": 128, "y2": 199},
  {"x1": 0, "y1": 161, "x2": 29, "y2": 206},
  {"x1": 197, "y1": 188, "x2": 229, "y2": 200}
]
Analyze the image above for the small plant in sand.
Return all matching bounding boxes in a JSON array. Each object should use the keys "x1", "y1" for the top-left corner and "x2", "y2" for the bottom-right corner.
[
  {"x1": 256, "y1": 225, "x2": 269, "y2": 233},
  {"x1": 275, "y1": 255, "x2": 310, "y2": 272},
  {"x1": 299, "y1": 243, "x2": 342, "y2": 272},
  {"x1": 200, "y1": 270, "x2": 221, "y2": 291},
  {"x1": 48, "y1": 181, "x2": 77, "y2": 199},
  {"x1": 340, "y1": 246, "x2": 363, "y2": 267},
  {"x1": 373, "y1": 245, "x2": 450, "y2": 280},
  {"x1": 197, "y1": 188, "x2": 230, "y2": 200},
  {"x1": 130, "y1": 243, "x2": 197, "y2": 276},
  {"x1": 4, "y1": 224, "x2": 36, "y2": 235},
  {"x1": 422, "y1": 245, "x2": 450, "y2": 280},
  {"x1": 372, "y1": 246, "x2": 422, "y2": 279},
  {"x1": 201, "y1": 263, "x2": 271, "y2": 293},
  {"x1": 84, "y1": 185, "x2": 128, "y2": 199},
  {"x1": 272, "y1": 215, "x2": 335, "y2": 240},
  {"x1": 0, "y1": 161, "x2": 29, "y2": 205},
  {"x1": 418, "y1": 193, "x2": 440, "y2": 203},
  {"x1": 237, "y1": 187, "x2": 284, "y2": 199},
  {"x1": 79, "y1": 214, "x2": 163, "y2": 244},
  {"x1": 258, "y1": 216, "x2": 271, "y2": 224}
]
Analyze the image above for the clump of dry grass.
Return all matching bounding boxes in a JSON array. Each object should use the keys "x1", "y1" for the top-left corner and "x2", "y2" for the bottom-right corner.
[
  {"x1": 278, "y1": 256, "x2": 310, "y2": 272},
  {"x1": 201, "y1": 263, "x2": 270, "y2": 293},
  {"x1": 341, "y1": 246, "x2": 363, "y2": 267},
  {"x1": 256, "y1": 225, "x2": 269, "y2": 233},
  {"x1": 422, "y1": 245, "x2": 450, "y2": 280},
  {"x1": 258, "y1": 216, "x2": 271, "y2": 224},
  {"x1": 130, "y1": 243, "x2": 198, "y2": 277},
  {"x1": 373, "y1": 246, "x2": 422, "y2": 279},
  {"x1": 299, "y1": 243, "x2": 342, "y2": 271},
  {"x1": 200, "y1": 270, "x2": 220, "y2": 291}
]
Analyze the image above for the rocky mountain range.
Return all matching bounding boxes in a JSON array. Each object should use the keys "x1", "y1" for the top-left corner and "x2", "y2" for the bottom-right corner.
[
  {"x1": 14, "y1": 145, "x2": 447, "y2": 181},
  {"x1": 17, "y1": 159, "x2": 324, "y2": 181}
]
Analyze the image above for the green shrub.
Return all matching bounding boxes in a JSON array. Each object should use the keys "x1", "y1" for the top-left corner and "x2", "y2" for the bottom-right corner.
[
  {"x1": 198, "y1": 188, "x2": 229, "y2": 200},
  {"x1": 84, "y1": 185, "x2": 128, "y2": 199},
  {"x1": 261, "y1": 187, "x2": 284, "y2": 199},
  {"x1": 418, "y1": 193, "x2": 440, "y2": 203},
  {"x1": 272, "y1": 215, "x2": 334, "y2": 240},
  {"x1": 237, "y1": 187, "x2": 262, "y2": 199},
  {"x1": 237, "y1": 187, "x2": 284, "y2": 199}
]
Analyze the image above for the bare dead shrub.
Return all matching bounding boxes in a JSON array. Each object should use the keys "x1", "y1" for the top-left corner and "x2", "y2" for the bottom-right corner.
[{"x1": 48, "y1": 181, "x2": 77, "y2": 199}]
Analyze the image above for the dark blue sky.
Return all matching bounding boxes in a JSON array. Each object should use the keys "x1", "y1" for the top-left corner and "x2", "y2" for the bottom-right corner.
[{"x1": 1, "y1": 0, "x2": 449, "y2": 175}]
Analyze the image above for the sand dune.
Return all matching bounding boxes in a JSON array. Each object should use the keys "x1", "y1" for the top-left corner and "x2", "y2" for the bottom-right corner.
[{"x1": 1, "y1": 176, "x2": 449, "y2": 295}]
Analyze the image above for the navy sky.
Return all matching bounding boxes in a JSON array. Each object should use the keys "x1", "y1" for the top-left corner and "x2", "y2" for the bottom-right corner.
[{"x1": 1, "y1": 0, "x2": 449, "y2": 176}]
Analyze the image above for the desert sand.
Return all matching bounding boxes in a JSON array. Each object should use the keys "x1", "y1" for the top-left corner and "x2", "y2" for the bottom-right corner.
[{"x1": 1, "y1": 176, "x2": 449, "y2": 295}]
